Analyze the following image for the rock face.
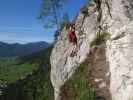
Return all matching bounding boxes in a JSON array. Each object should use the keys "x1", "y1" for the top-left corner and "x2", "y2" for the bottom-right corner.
[
  {"x1": 102, "y1": 0, "x2": 133, "y2": 100},
  {"x1": 50, "y1": 0, "x2": 133, "y2": 100},
  {"x1": 88, "y1": 45, "x2": 111, "y2": 100},
  {"x1": 50, "y1": 3, "x2": 98, "y2": 99}
]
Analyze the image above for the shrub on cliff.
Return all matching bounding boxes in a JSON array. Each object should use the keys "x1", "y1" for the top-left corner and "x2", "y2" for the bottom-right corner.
[
  {"x1": 60, "y1": 61, "x2": 96, "y2": 100},
  {"x1": 90, "y1": 32, "x2": 110, "y2": 47}
]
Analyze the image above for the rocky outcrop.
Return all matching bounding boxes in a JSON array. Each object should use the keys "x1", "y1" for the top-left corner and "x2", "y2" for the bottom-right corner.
[
  {"x1": 50, "y1": 2, "x2": 98, "y2": 99},
  {"x1": 50, "y1": 0, "x2": 133, "y2": 100},
  {"x1": 102, "y1": 0, "x2": 133, "y2": 100}
]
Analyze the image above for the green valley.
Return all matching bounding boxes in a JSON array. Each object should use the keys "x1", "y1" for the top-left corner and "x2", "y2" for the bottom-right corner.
[
  {"x1": 0, "y1": 47, "x2": 54, "y2": 100},
  {"x1": 0, "y1": 58, "x2": 36, "y2": 85}
]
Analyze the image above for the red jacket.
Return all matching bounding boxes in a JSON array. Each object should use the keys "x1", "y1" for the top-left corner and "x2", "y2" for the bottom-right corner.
[{"x1": 69, "y1": 31, "x2": 77, "y2": 44}]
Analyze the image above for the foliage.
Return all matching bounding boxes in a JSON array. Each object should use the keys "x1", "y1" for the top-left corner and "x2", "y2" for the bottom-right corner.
[
  {"x1": 39, "y1": 0, "x2": 65, "y2": 30},
  {"x1": 39, "y1": 0, "x2": 71, "y2": 42},
  {"x1": 90, "y1": 32, "x2": 110, "y2": 47},
  {"x1": 60, "y1": 61, "x2": 96, "y2": 100},
  {"x1": 53, "y1": 12, "x2": 70, "y2": 41},
  {"x1": 80, "y1": 5, "x2": 89, "y2": 15},
  {"x1": 0, "y1": 58, "x2": 36, "y2": 85},
  {"x1": 80, "y1": 0, "x2": 94, "y2": 15},
  {"x1": 60, "y1": 12, "x2": 70, "y2": 30},
  {"x1": 20, "y1": 46, "x2": 53, "y2": 64},
  {"x1": 0, "y1": 47, "x2": 54, "y2": 100}
]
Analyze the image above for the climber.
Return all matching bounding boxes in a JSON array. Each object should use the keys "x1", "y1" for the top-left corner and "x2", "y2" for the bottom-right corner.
[
  {"x1": 68, "y1": 24, "x2": 77, "y2": 45},
  {"x1": 68, "y1": 24, "x2": 78, "y2": 57}
]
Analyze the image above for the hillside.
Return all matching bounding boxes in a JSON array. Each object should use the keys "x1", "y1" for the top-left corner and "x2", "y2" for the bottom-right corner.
[
  {"x1": 0, "y1": 41, "x2": 50, "y2": 57},
  {"x1": 0, "y1": 58, "x2": 36, "y2": 85},
  {"x1": 0, "y1": 47, "x2": 54, "y2": 100},
  {"x1": 0, "y1": 44, "x2": 51, "y2": 86}
]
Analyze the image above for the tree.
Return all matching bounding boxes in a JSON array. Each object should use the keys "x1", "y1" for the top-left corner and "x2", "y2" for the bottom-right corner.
[
  {"x1": 60, "y1": 12, "x2": 70, "y2": 30},
  {"x1": 54, "y1": 12, "x2": 70, "y2": 41},
  {"x1": 39, "y1": 0, "x2": 65, "y2": 30},
  {"x1": 62, "y1": 12, "x2": 69, "y2": 25}
]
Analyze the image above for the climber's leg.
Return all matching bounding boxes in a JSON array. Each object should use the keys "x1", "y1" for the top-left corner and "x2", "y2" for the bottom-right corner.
[{"x1": 70, "y1": 44, "x2": 78, "y2": 57}]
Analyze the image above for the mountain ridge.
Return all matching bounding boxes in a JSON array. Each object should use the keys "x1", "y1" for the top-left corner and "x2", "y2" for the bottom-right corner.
[{"x1": 0, "y1": 41, "x2": 50, "y2": 57}]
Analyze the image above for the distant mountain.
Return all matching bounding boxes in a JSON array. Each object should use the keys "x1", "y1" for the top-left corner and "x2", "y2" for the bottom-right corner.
[{"x1": 0, "y1": 41, "x2": 50, "y2": 57}]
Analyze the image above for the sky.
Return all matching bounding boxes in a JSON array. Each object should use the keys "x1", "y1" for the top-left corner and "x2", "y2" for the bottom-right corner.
[{"x1": 0, "y1": 0, "x2": 86, "y2": 44}]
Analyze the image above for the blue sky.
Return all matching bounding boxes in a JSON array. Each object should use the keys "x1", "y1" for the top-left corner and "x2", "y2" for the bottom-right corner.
[{"x1": 0, "y1": 0, "x2": 86, "y2": 44}]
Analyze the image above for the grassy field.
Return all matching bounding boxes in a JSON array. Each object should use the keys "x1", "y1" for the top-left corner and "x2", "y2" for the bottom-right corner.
[
  {"x1": 0, "y1": 47, "x2": 54, "y2": 100},
  {"x1": 0, "y1": 58, "x2": 36, "y2": 85}
]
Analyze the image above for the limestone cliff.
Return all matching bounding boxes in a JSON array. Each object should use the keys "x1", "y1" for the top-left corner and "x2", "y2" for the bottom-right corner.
[{"x1": 50, "y1": 0, "x2": 133, "y2": 100}]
